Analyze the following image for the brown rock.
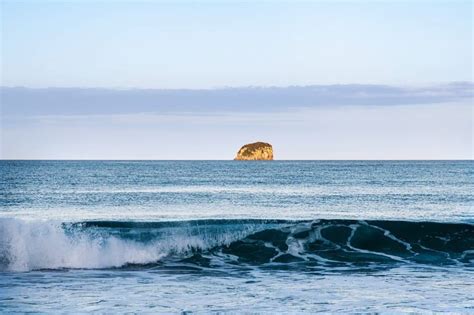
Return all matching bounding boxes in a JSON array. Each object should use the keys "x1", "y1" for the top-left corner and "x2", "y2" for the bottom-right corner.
[{"x1": 234, "y1": 142, "x2": 273, "y2": 160}]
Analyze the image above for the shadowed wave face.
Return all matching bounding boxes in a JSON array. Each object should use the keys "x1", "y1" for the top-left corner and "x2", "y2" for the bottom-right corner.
[{"x1": 1, "y1": 219, "x2": 472, "y2": 272}]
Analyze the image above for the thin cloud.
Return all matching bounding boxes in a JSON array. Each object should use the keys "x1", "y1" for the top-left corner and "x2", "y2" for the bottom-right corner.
[{"x1": 1, "y1": 82, "x2": 472, "y2": 117}]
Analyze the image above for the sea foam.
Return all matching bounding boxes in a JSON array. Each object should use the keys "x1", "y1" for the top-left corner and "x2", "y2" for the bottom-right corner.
[{"x1": 0, "y1": 219, "x2": 265, "y2": 271}]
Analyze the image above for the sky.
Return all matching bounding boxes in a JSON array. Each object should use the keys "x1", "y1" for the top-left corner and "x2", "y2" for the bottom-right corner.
[{"x1": 0, "y1": 0, "x2": 473, "y2": 159}]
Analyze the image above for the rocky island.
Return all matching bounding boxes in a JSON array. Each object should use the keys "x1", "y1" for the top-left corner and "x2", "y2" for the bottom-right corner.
[{"x1": 235, "y1": 142, "x2": 273, "y2": 160}]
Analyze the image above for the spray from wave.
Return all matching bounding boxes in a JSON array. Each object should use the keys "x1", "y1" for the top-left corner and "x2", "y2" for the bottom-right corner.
[
  {"x1": 1, "y1": 218, "x2": 472, "y2": 272},
  {"x1": 0, "y1": 219, "x2": 271, "y2": 271}
]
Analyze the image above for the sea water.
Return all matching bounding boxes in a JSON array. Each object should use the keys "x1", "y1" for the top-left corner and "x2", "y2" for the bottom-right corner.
[{"x1": 0, "y1": 161, "x2": 473, "y2": 312}]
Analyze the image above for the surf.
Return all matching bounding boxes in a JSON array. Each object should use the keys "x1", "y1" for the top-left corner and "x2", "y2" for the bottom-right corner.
[{"x1": 0, "y1": 218, "x2": 472, "y2": 272}]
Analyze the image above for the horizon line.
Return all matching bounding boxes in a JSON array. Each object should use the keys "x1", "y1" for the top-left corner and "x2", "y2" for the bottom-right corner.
[{"x1": 1, "y1": 159, "x2": 472, "y2": 162}]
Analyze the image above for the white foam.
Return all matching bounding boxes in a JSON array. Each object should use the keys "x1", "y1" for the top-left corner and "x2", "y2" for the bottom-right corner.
[
  {"x1": 0, "y1": 218, "x2": 263, "y2": 272},
  {"x1": 0, "y1": 219, "x2": 170, "y2": 271}
]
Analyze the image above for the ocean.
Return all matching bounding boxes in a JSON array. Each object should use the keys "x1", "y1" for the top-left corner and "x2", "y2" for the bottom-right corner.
[{"x1": 0, "y1": 160, "x2": 473, "y2": 312}]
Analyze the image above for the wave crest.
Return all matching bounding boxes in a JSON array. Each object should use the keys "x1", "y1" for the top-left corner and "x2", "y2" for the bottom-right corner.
[{"x1": 1, "y1": 218, "x2": 472, "y2": 272}]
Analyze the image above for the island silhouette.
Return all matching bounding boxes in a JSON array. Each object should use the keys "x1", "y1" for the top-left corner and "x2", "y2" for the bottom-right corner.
[{"x1": 235, "y1": 142, "x2": 273, "y2": 160}]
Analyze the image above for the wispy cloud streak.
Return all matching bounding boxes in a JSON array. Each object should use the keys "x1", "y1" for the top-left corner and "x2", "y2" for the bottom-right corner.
[{"x1": 2, "y1": 82, "x2": 472, "y2": 117}]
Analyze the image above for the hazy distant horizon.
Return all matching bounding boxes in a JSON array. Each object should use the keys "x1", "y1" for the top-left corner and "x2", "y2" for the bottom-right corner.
[{"x1": 1, "y1": 82, "x2": 472, "y2": 160}]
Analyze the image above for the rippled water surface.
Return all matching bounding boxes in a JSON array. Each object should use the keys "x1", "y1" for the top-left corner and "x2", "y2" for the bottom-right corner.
[{"x1": 1, "y1": 161, "x2": 473, "y2": 312}]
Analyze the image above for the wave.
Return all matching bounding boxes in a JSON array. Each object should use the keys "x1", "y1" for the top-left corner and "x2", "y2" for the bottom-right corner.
[{"x1": 0, "y1": 218, "x2": 472, "y2": 272}]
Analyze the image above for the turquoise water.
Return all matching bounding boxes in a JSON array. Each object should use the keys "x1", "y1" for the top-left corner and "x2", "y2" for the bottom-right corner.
[{"x1": 1, "y1": 161, "x2": 473, "y2": 312}]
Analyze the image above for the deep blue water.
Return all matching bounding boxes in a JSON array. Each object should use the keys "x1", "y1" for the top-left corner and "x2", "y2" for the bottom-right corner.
[{"x1": 1, "y1": 161, "x2": 473, "y2": 312}]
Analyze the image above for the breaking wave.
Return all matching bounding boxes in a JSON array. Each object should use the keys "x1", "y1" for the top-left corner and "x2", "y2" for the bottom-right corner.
[{"x1": 1, "y1": 218, "x2": 472, "y2": 272}]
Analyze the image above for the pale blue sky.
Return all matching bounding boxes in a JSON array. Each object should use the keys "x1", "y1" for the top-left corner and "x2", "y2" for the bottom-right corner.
[
  {"x1": 1, "y1": 0, "x2": 472, "y2": 88},
  {"x1": 0, "y1": 1, "x2": 472, "y2": 159}
]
